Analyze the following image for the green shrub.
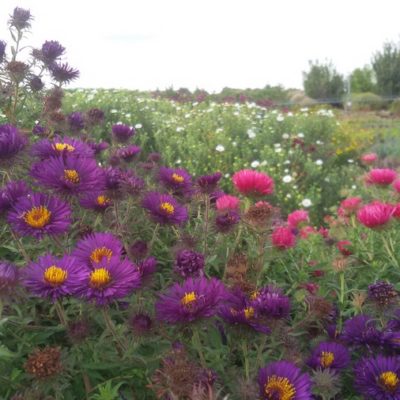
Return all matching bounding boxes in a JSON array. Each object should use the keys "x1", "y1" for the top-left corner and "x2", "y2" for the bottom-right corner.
[{"x1": 350, "y1": 92, "x2": 386, "y2": 111}]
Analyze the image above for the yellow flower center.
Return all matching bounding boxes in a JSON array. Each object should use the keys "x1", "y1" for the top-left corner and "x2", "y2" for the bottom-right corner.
[
  {"x1": 264, "y1": 375, "x2": 296, "y2": 400},
  {"x1": 160, "y1": 202, "x2": 174, "y2": 215},
  {"x1": 54, "y1": 143, "x2": 75, "y2": 152},
  {"x1": 181, "y1": 291, "x2": 197, "y2": 306},
  {"x1": 64, "y1": 169, "x2": 80, "y2": 184},
  {"x1": 23, "y1": 206, "x2": 52, "y2": 228},
  {"x1": 379, "y1": 371, "x2": 399, "y2": 393},
  {"x1": 89, "y1": 268, "x2": 111, "y2": 289},
  {"x1": 90, "y1": 247, "x2": 113, "y2": 264},
  {"x1": 43, "y1": 265, "x2": 68, "y2": 286},
  {"x1": 250, "y1": 290, "x2": 260, "y2": 300},
  {"x1": 320, "y1": 351, "x2": 335, "y2": 368},
  {"x1": 96, "y1": 195, "x2": 110, "y2": 206},
  {"x1": 244, "y1": 307, "x2": 254, "y2": 319},
  {"x1": 171, "y1": 173, "x2": 184, "y2": 183}
]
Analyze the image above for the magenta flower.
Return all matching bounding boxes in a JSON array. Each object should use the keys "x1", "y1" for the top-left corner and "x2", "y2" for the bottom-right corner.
[
  {"x1": 232, "y1": 169, "x2": 274, "y2": 196},
  {"x1": 287, "y1": 210, "x2": 309, "y2": 228},
  {"x1": 361, "y1": 152, "x2": 378, "y2": 165},
  {"x1": 142, "y1": 192, "x2": 188, "y2": 225},
  {"x1": 155, "y1": 277, "x2": 227, "y2": 324},
  {"x1": 216, "y1": 195, "x2": 240, "y2": 211},
  {"x1": 357, "y1": 201, "x2": 394, "y2": 228},
  {"x1": 272, "y1": 226, "x2": 296, "y2": 249},
  {"x1": 72, "y1": 232, "x2": 123, "y2": 268},
  {"x1": 8, "y1": 193, "x2": 71, "y2": 239},
  {"x1": 31, "y1": 155, "x2": 105, "y2": 197},
  {"x1": 24, "y1": 254, "x2": 87, "y2": 301},
  {"x1": 366, "y1": 168, "x2": 397, "y2": 186}
]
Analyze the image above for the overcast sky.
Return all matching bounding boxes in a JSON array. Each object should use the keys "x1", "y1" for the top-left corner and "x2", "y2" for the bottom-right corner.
[{"x1": 1, "y1": 0, "x2": 400, "y2": 92}]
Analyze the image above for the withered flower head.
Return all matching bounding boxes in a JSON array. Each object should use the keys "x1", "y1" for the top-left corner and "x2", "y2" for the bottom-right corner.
[
  {"x1": 24, "y1": 346, "x2": 62, "y2": 379},
  {"x1": 306, "y1": 295, "x2": 334, "y2": 321},
  {"x1": 9, "y1": 8, "x2": 32, "y2": 30},
  {"x1": 6, "y1": 61, "x2": 29, "y2": 82},
  {"x1": 244, "y1": 201, "x2": 275, "y2": 228},
  {"x1": 44, "y1": 87, "x2": 64, "y2": 113},
  {"x1": 331, "y1": 257, "x2": 349, "y2": 273}
]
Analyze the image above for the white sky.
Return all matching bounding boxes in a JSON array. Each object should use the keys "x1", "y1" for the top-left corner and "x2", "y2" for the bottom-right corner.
[{"x1": 1, "y1": 0, "x2": 400, "y2": 92}]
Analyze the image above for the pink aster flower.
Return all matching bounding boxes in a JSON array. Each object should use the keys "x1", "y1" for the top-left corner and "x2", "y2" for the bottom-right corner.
[
  {"x1": 232, "y1": 169, "x2": 274, "y2": 196},
  {"x1": 271, "y1": 226, "x2": 296, "y2": 249},
  {"x1": 337, "y1": 240, "x2": 352, "y2": 256},
  {"x1": 287, "y1": 210, "x2": 309, "y2": 228},
  {"x1": 393, "y1": 180, "x2": 400, "y2": 194},
  {"x1": 216, "y1": 194, "x2": 240, "y2": 211},
  {"x1": 360, "y1": 153, "x2": 378, "y2": 165},
  {"x1": 357, "y1": 201, "x2": 394, "y2": 228},
  {"x1": 338, "y1": 197, "x2": 362, "y2": 217},
  {"x1": 365, "y1": 169, "x2": 397, "y2": 186}
]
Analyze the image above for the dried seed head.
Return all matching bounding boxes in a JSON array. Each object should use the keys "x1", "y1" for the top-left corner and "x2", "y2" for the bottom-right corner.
[{"x1": 24, "y1": 346, "x2": 62, "y2": 379}]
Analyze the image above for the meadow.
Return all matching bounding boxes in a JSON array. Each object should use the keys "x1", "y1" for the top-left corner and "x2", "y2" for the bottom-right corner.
[{"x1": 3, "y1": 6, "x2": 400, "y2": 400}]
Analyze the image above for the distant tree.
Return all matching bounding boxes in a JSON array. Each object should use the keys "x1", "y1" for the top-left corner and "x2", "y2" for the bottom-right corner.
[
  {"x1": 303, "y1": 61, "x2": 345, "y2": 100},
  {"x1": 350, "y1": 66, "x2": 375, "y2": 93},
  {"x1": 372, "y1": 42, "x2": 400, "y2": 96}
]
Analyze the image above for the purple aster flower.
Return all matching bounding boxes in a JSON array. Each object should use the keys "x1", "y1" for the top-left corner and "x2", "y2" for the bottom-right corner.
[
  {"x1": 307, "y1": 341, "x2": 350, "y2": 371},
  {"x1": 341, "y1": 314, "x2": 382, "y2": 347},
  {"x1": 29, "y1": 76, "x2": 44, "y2": 91},
  {"x1": 220, "y1": 289, "x2": 270, "y2": 334},
  {"x1": 0, "y1": 41, "x2": 6, "y2": 63},
  {"x1": 67, "y1": 112, "x2": 85, "y2": 132},
  {"x1": 354, "y1": 355, "x2": 400, "y2": 399},
  {"x1": 7, "y1": 193, "x2": 71, "y2": 239},
  {"x1": 215, "y1": 210, "x2": 240, "y2": 233},
  {"x1": 73, "y1": 232, "x2": 123, "y2": 268},
  {"x1": 383, "y1": 330, "x2": 400, "y2": 351},
  {"x1": 40, "y1": 40, "x2": 65, "y2": 65},
  {"x1": 156, "y1": 277, "x2": 227, "y2": 324},
  {"x1": 136, "y1": 256, "x2": 157, "y2": 280},
  {"x1": 10, "y1": 7, "x2": 32, "y2": 30},
  {"x1": 210, "y1": 189, "x2": 225, "y2": 205},
  {"x1": 116, "y1": 145, "x2": 141, "y2": 162},
  {"x1": 368, "y1": 281, "x2": 398, "y2": 307},
  {"x1": 0, "y1": 180, "x2": 30, "y2": 214},
  {"x1": 87, "y1": 140, "x2": 109, "y2": 155},
  {"x1": 129, "y1": 312, "x2": 153, "y2": 335},
  {"x1": 31, "y1": 155, "x2": 105, "y2": 197},
  {"x1": 120, "y1": 172, "x2": 145, "y2": 196},
  {"x1": 49, "y1": 62, "x2": 79, "y2": 84},
  {"x1": 111, "y1": 123, "x2": 135, "y2": 143},
  {"x1": 159, "y1": 166, "x2": 193, "y2": 195},
  {"x1": 104, "y1": 167, "x2": 124, "y2": 192},
  {"x1": 32, "y1": 124, "x2": 46, "y2": 136},
  {"x1": 258, "y1": 360, "x2": 312, "y2": 400},
  {"x1": 174, "y1": 249, "x2": 205, "y2": 278},
  {"x1": 31, "y1": 136, "x2": 95, "y2": 160},
  {"x1": 197, "y1": 172, "x2": 222, "y2": 194},
  {"x1": 79, "y1": 193, "x2": 112, "y2": 213},
  {"x1": 79, "y1": 258, "x2": 141, "y2": 306},
  {"x1": 0, "y1": 262, "x2": 19, "y2": 296},
  {"x1": 129, "y1": 240, "x2": 148, "y2": 260},
  {"x1": 0, "y1": 124, "x2": 27, "y2": 161},
  {"x1": 387, "y1": 309, "x2": 400, "y2": 332},
  {"x1": 148, "y1": 152, "x2": 161, "y2": 163},
  {"x1": 250, "y1": 285, "x2": 291, "y2": 319},
  {"x1": 142, "y1": 192, "x2": 189, "y2": 225},
  {"x1": 86, "y1": 108, "x2": 105, "y2": 126},
  {"x1": 24, "y1": 254, "x2": 87, "y2": 301}
]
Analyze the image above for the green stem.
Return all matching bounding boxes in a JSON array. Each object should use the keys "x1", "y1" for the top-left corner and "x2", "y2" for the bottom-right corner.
[
  {"x1": 101, "y1": 307, "x2": 127, "y2": 356},
  {"x1": 149, "y1": 223, "x2": 160, "y2": 250},
  {"x1": 203, "y1": 194, "x2": 210, "y2": 257},
  {"x1": 241, "y1": 340, "x2": 250, "y2": 382},
  {"x1": 192, "y1": 328, "x2": 206, "y2": 368},
  {"x1": 339, "y1": 272, "x2": 345, "y2": 305},
  {"x1": 55, "y1": 300, "x2": 68, "y2": 326},
  {"x1": 10, "y1": 230, "x2": 30, "y2": 263}
]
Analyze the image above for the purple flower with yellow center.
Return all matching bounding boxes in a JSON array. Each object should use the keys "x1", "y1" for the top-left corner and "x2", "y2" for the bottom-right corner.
[
  {"x1": 258, "y1": 361, "x2": 312, "y2": 400},
  {"x1": 155, "y1": 277, "x2": 227, "y2": 324},
  {"x1": 174, "y1": 249, "x2": 205, "y2": 278},
  {"x1": 7, "y1": 193, "x2": 71, "y2": 239},
  {"x1": 340, "y1": 314, "x2": 382, "y2": 347},
  {"x1": 111, "y1": 123, "x2": 135, "y2": 143},
  {"x1": 197, "y1": 172, "x2": 222, "y2": 194},
  {"x1": 0, "y1": 180, "x2": 30, "y2": 214},
  {"x1": 73, "y1": 232, "x2": 123, "y2": 268},
  {"x1": 0, "y1": 124, "x2": 27, "y2": 161},
  {"x1": 220, "y1": 289, "x2": 270, "y2": 334},
  {"x1": 23, "y1": 254, "x2": 87, "y2": 301},
  {"x1": 215, "y1": 210, "x2": 240, "y2": 233},
  {"x1": 31, "y1": 155, "x2": 105, "y2": 197},
  {"x1": 79, "y1": 193, "x2": 112, "y2": 213},
  {"x1": 250, "y1": 285, "x2": 291, "y2": 319},
  {"x1": 49, "y1": 62, "x2": 79, "y2": 84},
  {"x1": 307, "y1": 341, "x2": 350, "y2": 371},
  {"x1": 354, "y1": 355, "x2": 400, "y2": 399},
  {"x1": 116, "y1": 145, "x2": 141, "y2": 162},
  {"x1": 40, "y1": 40, "x2": 65, "y2": 64},
  {"x1": 0, "y1": 262, "x2": 19, "y2": 296},
  {"x1": 142, "y1": 192, "x2": 189, "y2": 225},
  {"x1": 79, "y1": 258, "x2": 141, "y2": 305},
  {"x1": 31, "y1": 136, "x2": 95, "y2": 160},
  {"x1": 159, "y1": 167, "x2": 192, "y2": 195},
  {"x1": 67, "y1": 112, "x2": 85, "y2": 132}
]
